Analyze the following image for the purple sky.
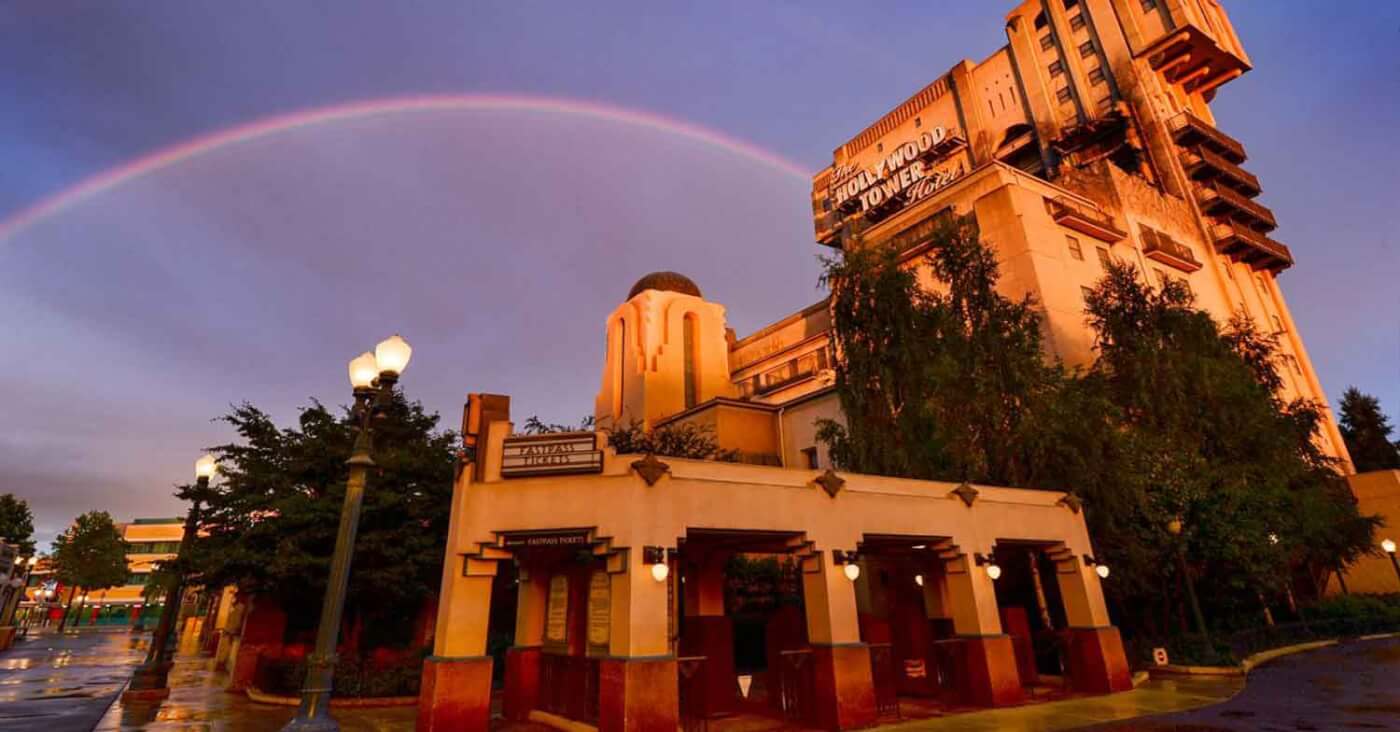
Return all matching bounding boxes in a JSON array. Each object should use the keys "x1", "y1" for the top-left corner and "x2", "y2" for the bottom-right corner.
[{"x1": 2, "y1": 2, "x2": 1397, "y2": 546}]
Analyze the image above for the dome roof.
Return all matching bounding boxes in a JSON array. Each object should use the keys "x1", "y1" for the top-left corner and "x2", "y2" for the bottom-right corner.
[{"x1": 627, "y1": 271, "x2": 702, "y2": 300}]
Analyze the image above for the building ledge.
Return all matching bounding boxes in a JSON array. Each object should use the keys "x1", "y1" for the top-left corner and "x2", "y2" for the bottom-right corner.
[
  {"x1": 1181, "y1": 145, "x2": 1260, "y2": 197},
  {"x1": 1142, "y1": 25, "x2": 1251, "y2": 95},
  {"x1": 1211, "y1": 222, "x2": 1293, "y2": 272},
  {"x1": 1197, "y1": 182, "x2": 1277, "y2": 232},
  {"x1": 1046, "y1": 196, "x2": 1126, "y2": 242},
  {"x1": 1167, "y1": 111, "x2": 1246, "y2": 163}
]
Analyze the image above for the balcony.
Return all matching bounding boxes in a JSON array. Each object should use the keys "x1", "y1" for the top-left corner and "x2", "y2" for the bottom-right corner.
[
  {"x1": 1211, "y1": 222, "x2": 1294, "y2": 272},
  {"x1": 1142, "y1": 24, "x2": 1250, "y2": 96},
  {"x1": 1167, "y1": 111, "x2": 1246, "y2": 163},
  {"x1": 1142, "y1": 231, "x2": 1202, "y2": 273},
  {"x1": 1196, "y1": 182, "x2": 1277, "y2": 232},
  {"x1": 1181, "y1": 145, "x2": 1260, "y2": 196},
  {"x1": 1046, "y1": 196, "x2": 1125, "y2": 242}
]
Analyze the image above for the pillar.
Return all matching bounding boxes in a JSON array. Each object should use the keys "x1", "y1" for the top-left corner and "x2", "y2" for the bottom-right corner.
[
  {"x1": 227, "y1": 595, "x2": 286, "y2": 692},
  {"x1": 1055, "y1": 558, "x2": 1131, "y2": 693},
  {"x1": 679, "y1": 553, "x2": 736, "y2": 717},
  {"x1": 943, "y1": 554, "x2": 1023, "y2": 707},
  {"x1": 504, "y1": 565, "x2": 548, "y2": 721},
  {"x1": 417, "y1": 556, "x2": 496, "y2": 731},
  {"x1": 599, "y1": 547, "x2": 677, "y2": 732},
  {"x1": 801, "y1": 553, "x2": 876, "y2": 731}
]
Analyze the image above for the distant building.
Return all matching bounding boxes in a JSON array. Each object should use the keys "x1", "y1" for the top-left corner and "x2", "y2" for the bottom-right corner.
[{"x1": 73, "y1": 517, "x2": 185, "y2": 627}]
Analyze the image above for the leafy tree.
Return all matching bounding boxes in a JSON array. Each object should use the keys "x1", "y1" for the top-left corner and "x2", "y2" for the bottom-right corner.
[
  {"x1": 816, "y1": 214, "x2": 1073, "y2": 488},
  {"x1": 1338, "y1": 387, "x2": 1400, "y2": 472},
  {"x1": 51, "y1": 510, "x2": 129, "y2": 596},
  {"x1": 183, "y1": 393, "x2": 458, "y2": 652},
  {"x1": 0, "y1": 494, "x2": 36, "y2": 556}
]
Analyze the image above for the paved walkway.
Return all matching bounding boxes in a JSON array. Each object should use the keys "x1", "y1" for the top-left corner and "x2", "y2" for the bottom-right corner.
[{"x1": 0, "y1": 628, "x2": 149, "y2": 732}]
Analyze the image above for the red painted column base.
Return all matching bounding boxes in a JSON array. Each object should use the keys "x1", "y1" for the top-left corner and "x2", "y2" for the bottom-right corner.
[
  {"x1": 1067, "y1": 626, "x2": 1133, "y2": 694},
  {"x1": 599, "y1": 656, "x2": 678, "y2": 732},
  {"x1": 679, "y1": 615, "x2": 737, "y2": 717},
  {"x1": 417, "y1": 655, "x2": 493, "y2": 732},
  {"x1": 810, "y1": 643, "x2": 877, "y2": 731},
  {"x1": 955, "y1": 635, "x2": 1025, "y2": 707},
  {"x1": 503, "y1": 646, "x2": 542, "y2": 721}
]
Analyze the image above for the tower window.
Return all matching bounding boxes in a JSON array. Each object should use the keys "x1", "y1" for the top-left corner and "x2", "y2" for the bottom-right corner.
[
  {"x1": 683, "y1": 315, "x2": 698, "y2": 409},
  {"x1": 1066, "y1": 235, "x2": 1084, "y2": 260},
  {"x1": 1048, "y1": 60, "x2": 1064, "y2": 77},
  {"x1": 1141, "y1": 0, "x2": 1157, "y2": 11},
  {"x1": 801, "y1": 447, "x2": 820, "y2": 470},
  {"x1": 1079, "y1": 40, "x2": 1096, "y2": 58},
  {"x1": 1088, "y1": 67, "x2": 1106, "y2": 86},
  {"x1": 1056, "y1": 87, "x2": 1074, "y2": 104},
  {"x1": 1096, "y1": 246, "x2": 1111, "y2": 268},
  {"x1": 1040, "y1": 34, "x2": 1056, "y2": 51},
  {"x1": 1069, "y1": 13, "x2": 1086, "y2": 31}
]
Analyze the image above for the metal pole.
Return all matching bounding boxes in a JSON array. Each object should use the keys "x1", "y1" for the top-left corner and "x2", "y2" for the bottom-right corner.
[
  {"x1": 1389, "y1": 553, "x2": 1400, "y2": 588},
  {"x1": 1177, "y1": 546, "x2": 1211, "y2": 648},
  {"x1": 123, "y1": 490, "x2": 203, "y2": 700},
  {"x1": 282, "y1": 384, "x2": 381, "y2": 732}
]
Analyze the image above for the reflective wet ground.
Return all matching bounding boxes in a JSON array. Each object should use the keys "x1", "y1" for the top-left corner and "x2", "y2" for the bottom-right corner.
[
  {"x1": 0, "y1": 629, "x2": 148, "y2": 732},
  {"x1": 1082, "y1": 636, "x2": 1400, "y2": 732}
]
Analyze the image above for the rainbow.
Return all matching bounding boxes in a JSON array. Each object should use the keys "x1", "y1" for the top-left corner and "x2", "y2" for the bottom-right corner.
[{"x1": 0, "y1": 93, "x2": 811, "y2": 242}]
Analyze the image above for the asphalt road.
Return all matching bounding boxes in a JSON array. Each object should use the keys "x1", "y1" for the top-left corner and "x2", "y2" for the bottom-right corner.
[
  {"x1": 1084, "y1": 636, "x2": 1400, "y2": 731},
  {"x1": 0, "y1": 629, "x2": 148, "y2": 732}
]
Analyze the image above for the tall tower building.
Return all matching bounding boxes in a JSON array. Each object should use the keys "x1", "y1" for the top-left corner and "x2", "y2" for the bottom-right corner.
[{"x1": 796, "y1": 0, "x2": 1351, "y2": 468}]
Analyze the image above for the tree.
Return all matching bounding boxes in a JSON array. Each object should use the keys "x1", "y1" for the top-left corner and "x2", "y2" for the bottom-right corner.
[
  {"x1": 816, "y1": 214, "x2": 1075, "y2": 487},
  {"x1": 0, "y1": 494, "x2": 36, "y2": 556},
  {"x1": 51, "y1": 510, "x2": 129, "y2": 600},
  {"x1": 1338, "y1": 387, "x2": 1400, "y2": 472},
  {"x1": 183, "y1": 393, "x2": 457, "y2": 653}
]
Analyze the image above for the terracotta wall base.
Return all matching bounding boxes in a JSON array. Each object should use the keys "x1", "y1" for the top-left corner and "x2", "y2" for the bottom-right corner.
[
  {"x1": 599, "y1": 656, "x2": 678, "y2": 732},
  {"x1": 955, "y1": 635, "x2": 1024, "y2": 707},
  {"x1": 417, "y1": 655, "x2": 493, "y2": 732},
  {"x1": 810, "y1": 643, "x2": 877, "y2": 731},
  {"x1": 503, "y1": 646, "x2": 542, "y2": 721},
  {"x1": 1066, "y1": 626, "x2": 1133, "y2": 693}
]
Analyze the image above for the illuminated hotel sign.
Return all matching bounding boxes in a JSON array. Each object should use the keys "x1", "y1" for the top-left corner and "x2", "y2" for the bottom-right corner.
[
  {"x1": 826, "y1": 126, "x2": 967, "y2": 223},
  {"x1": 501, "y1": 433, "x2": 603, "y2": 478}
]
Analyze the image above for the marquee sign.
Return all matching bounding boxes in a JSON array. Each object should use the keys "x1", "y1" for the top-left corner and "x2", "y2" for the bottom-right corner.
[
  {"x1": 821, "y1": 125, "x2": 968, "y2": 231},
  {"x1": 501, "y1": 433, "x2": 603, "y2": 478}
]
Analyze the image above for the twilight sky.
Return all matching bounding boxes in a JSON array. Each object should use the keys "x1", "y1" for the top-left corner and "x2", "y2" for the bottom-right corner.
[{"x1": 2, "y1": 2, "x2": 1397, "y2": 546}]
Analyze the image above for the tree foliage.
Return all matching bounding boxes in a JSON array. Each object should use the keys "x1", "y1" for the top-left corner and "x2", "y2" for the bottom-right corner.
[
  {"x1": 0, "y1": 493, "x2": 36, "y2": 556},
  {"x1": 1338, "y1": 387, "x2": 1400, "y2": 472},
  {"x1": 817, "y1": 218, "x2": 1378, "y2": 633},
  {"x1": 51, "y1": 510, "x2": 129, "y2": 592},
  {"x1": 183, "y1": 393, "x2": 458, "y2": 650},
  {"x1": 604, "y1": 420, "x2": 740, "y2": 462}
]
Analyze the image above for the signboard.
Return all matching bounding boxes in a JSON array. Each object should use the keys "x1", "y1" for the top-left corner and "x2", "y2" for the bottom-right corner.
[
  {"x1": 545, "y1": 575, "x2": 569, "y2": 648},
  {"x1": 903, "y1": 659, "x2": 928, "y2": 679},
  {"x1": 587, "y1": 571, "x2": 611, "y2": 653},
  {"x1": 817, "y1": 125, "x2": 969, "y2": 238},
  {"x1": 501, "y1": 433, "x2": 603, "y2": 478},
  {"x1": 1152, "y1": 647, "x2": 1170, "y2": 666},
  {"x1": 501, "y1": 530, "x2": 591, "y2": 550}
]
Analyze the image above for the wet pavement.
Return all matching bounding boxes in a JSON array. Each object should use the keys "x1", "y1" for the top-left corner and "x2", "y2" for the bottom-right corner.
[
  {"x1": 1081, "y1": 635, "x2": 1400, "y2": 732},
  {"x1": 0, "y1": 628, "x2": 149, "y2": 732}
]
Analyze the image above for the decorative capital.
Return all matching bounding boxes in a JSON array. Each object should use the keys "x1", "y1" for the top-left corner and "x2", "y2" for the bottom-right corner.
[
  {"x1": 950, "y1": 481, "x2": 979, "y2": 507},
  {"x1": 814, "y1": 469, "x2": 845, "y2": 498},
  {"x1": 1057, "y1": 494, "x2": 1083, "y2": 514},
  {"x1": 631, "y1": 453, "x2": 671, "y2": 486}
]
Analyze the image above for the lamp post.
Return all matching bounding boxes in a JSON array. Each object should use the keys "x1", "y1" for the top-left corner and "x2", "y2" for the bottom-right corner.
[
  {"x1": 1167, "y1": 518, "x2": 1211, "y2": 648},
  {"x1": 122, "y1": 454, "x2": 215, "y2": 702},
  {"x1": 1383, "y1": 539, "x2": 1400, "y2": 587},
  {"x1": 283, "y1": 334, "x2": 411, "y2": 732},
  {"x1": 1, "y1": 556, "x2": 37, "y2": 627}
]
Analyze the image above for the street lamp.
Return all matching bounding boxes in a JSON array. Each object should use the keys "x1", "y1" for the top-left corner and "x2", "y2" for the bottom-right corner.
[
  {"x1": 1383, "y1": 539, "x2": 1400, "y2": 587},
  {"x1": 1167, "y1": 517, "x2": 1212, "y2": 648},
  {"x1": 283, "y1": 335, "x2": 411, "y2": 732},
  {"x1": 123, "y1": 454, "x2": 212, "y2": 702}
]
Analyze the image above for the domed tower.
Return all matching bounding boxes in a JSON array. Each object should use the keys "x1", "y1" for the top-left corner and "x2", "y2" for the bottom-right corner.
[{"x1": 595, "y1": 272, "x2": 737, "y2": 430}]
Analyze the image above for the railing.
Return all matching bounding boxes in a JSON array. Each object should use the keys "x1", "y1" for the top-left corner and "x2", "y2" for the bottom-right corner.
[
  {"x1": 1143, "y1": 231, "x2": 1202, "y2": 272},
  {"x1": 678, "y1": 656, "x2": 709, "y2": 732},
  {"x1": 868, "y1": 643, "x2": 901, "y2": 720},
  {"x1": 929, "y1": 639, "x2": 961, "y2": 702},
  {"x1": 1210, "y1": 222, "x2": 1292, "y2": 265},
  {"x1": 539, "y1": 653, "x2": 600, "y2": 724},
  {"x1": 1046, "y1": 196, "x2": 1126, "y2": 241},
  {"x1": 1197, "y1": 183, "x2": 1277, "y2": 231},
  {"x1": 778, "y1": 649, "x2": 817, "y2": 727},
  {"x1": 1180, "y1": 145, "x2": 1260, "y2": 195},
  {"x1": 1167, "y1": 111, "x2": 1246, "y2": 162}
]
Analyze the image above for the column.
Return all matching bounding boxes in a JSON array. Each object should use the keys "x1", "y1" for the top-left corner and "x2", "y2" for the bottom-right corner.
[
  {"x1": 801, "y1": 553, "x2": 876, "y2": 731},
  {"x1": 943, "y1": 554, "x2": 1024, "y2": 706},
  {"x1": 504, "y1": 565, "x2": 548, "y2": 721},
  {"x1": 600, "y1": 547, "x2": 677, "y2": 732},
  {"x1": 680, "y1": 552, "x2": 736, "y2": 717},
  {"x1": 226, "y1": 595, "x2": 286, "y2": 692},
  {"x1": 1055, "y1": 558, "x2": 1131, "y2": 693},
  {"x1": 417, "y1": 556, "x2": 496, "y2": 732}
]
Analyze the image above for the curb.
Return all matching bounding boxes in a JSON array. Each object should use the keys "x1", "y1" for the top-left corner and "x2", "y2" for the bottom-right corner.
[
  {"x1": 1150, "y1": 632, "x2": 1400, "y2": 679},
  {"x1": 245, "y1": 686, "x2": 418, "y2": 708}
]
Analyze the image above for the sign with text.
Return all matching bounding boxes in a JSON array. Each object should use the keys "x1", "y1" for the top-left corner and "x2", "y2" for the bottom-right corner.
[
  {"x1": 545, "y1": 575, "x2": 569, "y2": 648},
  {"x1": 501, "y1": 530, "x2": 591, "y2": 550},
  {"x1": 587, "y1": 571, "x2": 611, "y2": 653},
  {"x1": 501, "y1": 433, "x2": 603, "y2": 478}
]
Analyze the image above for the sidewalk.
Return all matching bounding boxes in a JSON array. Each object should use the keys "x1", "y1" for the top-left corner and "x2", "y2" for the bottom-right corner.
[
  {"x1": 873, "y1": 676, "x2": 1242, "y2": 731},
  {"x1": 93, "y1": 634, "x2": 417, "y2": 731}
]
